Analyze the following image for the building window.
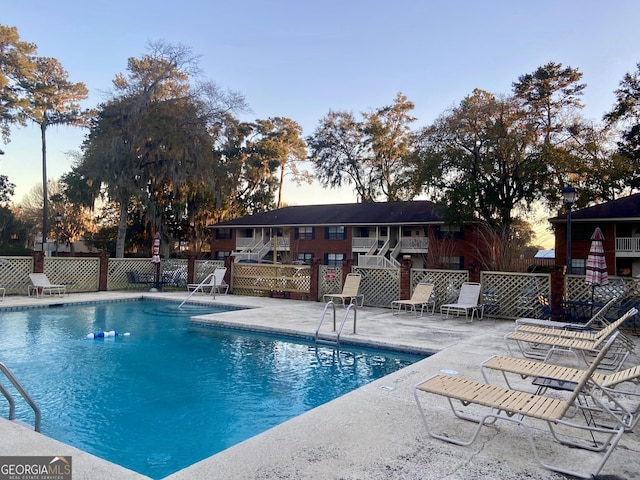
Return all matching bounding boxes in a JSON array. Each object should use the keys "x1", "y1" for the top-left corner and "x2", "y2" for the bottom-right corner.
[
  {"x1": 296, "y1": 253, "x2": 313, "y2": 264},
  {"x1": 295, "y1": 227, "x2": 314, "y2": 240},
  {"x1": 571, "y1": 258, "x2": 586, "y2": 275},
  {"x1": 442, "y1": 255, "x2": 463, "y2": 270},
  {"x1": 325, "y1": 226, "x2": 346, "y2": 240},
  {"x1": 215, "y1": 251, "x2": 231, "y2": 260},
  {"x1": 215, "y1": 228, "x2": 232, "y2": 240},
  {"x1": 435, "y1": 225, "x2": 463, "y2": 240},
  {"x1": 325, "y1": 253, "x2": 345, "y2": 266}
]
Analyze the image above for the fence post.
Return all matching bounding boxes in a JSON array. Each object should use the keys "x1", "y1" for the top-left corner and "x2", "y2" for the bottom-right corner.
[
  {"x1": 550, "y1": 264, "x2": 566, "y2": 320},
  {"x1": 310, "y1": 258, "x2": 321, "y2": 301},
  {"x1": 341, "y1": 258, "x2": 354, "y2": 282},
  {"x1": 98, "y1": 251, "x2": 109, "y2": 291},
  {"x1": 400, "y1": 258, "x2": 412, "y2": 300},
  {"x1": 224, "y1": 256, "x2": 233, "y2": 292},
  {"x1": 187, "y1": 255, "x2": 195, "y2": 284},
  {"x1": 32, "y1": 251, "x2": 44, "y2": 273}
]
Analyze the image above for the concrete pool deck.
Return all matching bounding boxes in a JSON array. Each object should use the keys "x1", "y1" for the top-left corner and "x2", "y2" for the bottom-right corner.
[{"x1": 1, "y1": 291, "x2": 639, "y2": 479}]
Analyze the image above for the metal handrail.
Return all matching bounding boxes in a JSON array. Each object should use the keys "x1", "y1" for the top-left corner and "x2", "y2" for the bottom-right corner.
[
  {"x1": 179, "y1": 272, "x2": 216, "y2": 307},
  {"x1": 0, "y1": 361, "x2": 41, "y2": 432},
  {"x1": 314, "y1": 301, "x2": 357, "y2": 348}
]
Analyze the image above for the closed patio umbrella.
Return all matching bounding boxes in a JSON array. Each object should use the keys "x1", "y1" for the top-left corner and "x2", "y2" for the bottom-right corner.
[{"x1": 585, "y1": 227, "x2": 609, "y2": 313}]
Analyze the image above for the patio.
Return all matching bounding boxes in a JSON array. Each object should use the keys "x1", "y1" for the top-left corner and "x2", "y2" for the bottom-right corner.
[{"x1": 1, "y1": 291, "x2": 639, "y2": 479}]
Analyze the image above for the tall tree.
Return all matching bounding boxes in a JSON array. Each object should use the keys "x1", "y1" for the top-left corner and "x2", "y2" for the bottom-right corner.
[
  {"x1": 307, "y1": 93, "x2": 417, "y2": 202},
  {"x1": 18, "y1": 56, "x2": 88, "y2": 249},
  {"x1": 604, "y1": 62, "x2": 640, "y2": 189},
  {"x1": 252, "y1": 117, "x2": 309, "y2": 208},
  {"x1": 512, "y1": 62, "x2": 586, "y2": 202},
  {"x1": 80, "y1": 41, "x2": 247, "y2": 257},
  {"x1": 0, "y1": 24, "x2": 36, "y2": 144}
]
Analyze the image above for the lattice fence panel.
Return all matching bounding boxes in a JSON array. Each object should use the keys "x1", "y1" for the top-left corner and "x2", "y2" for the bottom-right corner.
[
  {"x1": 480, "y1": 272, "x2": 550, "y2": 319},
  {"x1": 565, "y1": 274, "x2": 632, "y2": 302},
  {"x1": 0, "y1": 256, "x2": 34, "y2": 295},
  {"x1": 108, "y1": 258, "x2": 157, "y2": 290},
  {"x1": 410, "y1": 269, "x2": 469, "y2": 307},
  {"x1": 194, "y1": 260, "x2": 224, "y2": 283},
  {"x1": 353, "y1": 266, "x2": 400, "y2": 307},
  {"x1": 44, "y1": 257, "x2": 100, "y2": 293},
  {"x1": 318, "y1": 265, "x2": 343, "y2": 300},
  {"x1": 232, "y1": 263, "x2": 311, "y2": 296}
]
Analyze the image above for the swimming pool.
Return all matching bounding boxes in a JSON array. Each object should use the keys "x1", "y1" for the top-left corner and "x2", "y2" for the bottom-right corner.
[{"x1": 0, "y1": 299, "x2": 422, "y2": 479}]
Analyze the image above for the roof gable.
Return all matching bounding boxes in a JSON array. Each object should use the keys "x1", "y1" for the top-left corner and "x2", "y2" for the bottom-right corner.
[
  {"x1": 211, "y1": 201, "x2": 446, "y2": 228},
  {"x1": 551, "y1": 192, "x2": 640, "y2": 222}
]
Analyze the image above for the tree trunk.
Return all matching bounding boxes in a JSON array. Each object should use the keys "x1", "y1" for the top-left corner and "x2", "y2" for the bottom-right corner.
[
  {"x1": 41, "y1": 123, "x2": 48, "y2": 251},
  {"x1": 115, "y1": 200, "x2": 128, "y2": 258}
]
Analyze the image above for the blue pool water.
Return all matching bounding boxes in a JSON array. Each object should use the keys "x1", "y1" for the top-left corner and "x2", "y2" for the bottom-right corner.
[{"x1": 0, "y1": 299, "x2": 422, "y2": 479}]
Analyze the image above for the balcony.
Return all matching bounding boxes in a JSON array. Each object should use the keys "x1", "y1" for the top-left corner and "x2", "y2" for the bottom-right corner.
[
  {"x1": 352, "y1": 237, "x2": 378, "y2": 252},
  {"x1": 398, "y1": 237, "x2": 428, "y2": 253},
  {"x1": 616, "y1": 237, "x2": 640, "y2": 257}
]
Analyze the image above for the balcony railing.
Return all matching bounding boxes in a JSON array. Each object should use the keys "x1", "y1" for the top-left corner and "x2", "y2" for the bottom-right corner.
[
  {"x1": 399, "y1": 237, "x2": 428, "y2": 251},
  {"x1": 616, "y1": 237, "x2": 640, "y2": 255},
  {"x1": 352, "y1": 237, "x2": 378, "y2": 250}
]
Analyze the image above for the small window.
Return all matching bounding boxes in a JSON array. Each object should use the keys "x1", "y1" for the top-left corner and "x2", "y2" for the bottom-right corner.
[
  {"x1": 442, "y1": 255, "x2": 464, "y2": 270},
  {"x1": 571, "y1": 258, "x2": 586, "y2": 275},
  {"x1": 215, "y1": 228, "x2": 232, "y2": 240},
  {"x1": 215, "y1": 251, "x2": 231, "y2": 260},
  {"x1": 296, "y1": 253, "x2": 313, "y2": 264},
  {"x1": 325, "y1": 253, "x2": 345, "y2": 266},
  {"x1": 435, "y1": 225, "x2": 464, "y2": 240},
  {"x1": 325, "y1": 226, "x2": 346, "y2": 240},
  {"x1": 295, "y1": 227, "x2": 314, "y2": 240}
]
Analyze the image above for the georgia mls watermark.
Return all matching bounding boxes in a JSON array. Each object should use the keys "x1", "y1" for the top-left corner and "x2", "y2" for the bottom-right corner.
[{"x1": 0, "y1": 456, "x2": 72, "y2": 480}]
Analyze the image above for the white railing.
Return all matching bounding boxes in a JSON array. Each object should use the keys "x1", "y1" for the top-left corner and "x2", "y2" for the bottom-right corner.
[
  {"x1": 352, "y1": 237, "x2": 378, "y2": 250},
  {"x1": 235, "y1": 237, "x2": 258, "y2": 250},
  {"x1": 399, "y1": 237, "x2": 429, "y2": 250},
  {"x1": 616, "y1": 237, "x2": 640, "y2": 253},
  {"x1": 358, "y1": 254, "x2": 398, "y2": 268}
]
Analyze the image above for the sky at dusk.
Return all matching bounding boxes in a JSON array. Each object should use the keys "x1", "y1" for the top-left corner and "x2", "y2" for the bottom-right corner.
[{"x1": 3, "y1": 1, "x2": 640, "y2": 247}]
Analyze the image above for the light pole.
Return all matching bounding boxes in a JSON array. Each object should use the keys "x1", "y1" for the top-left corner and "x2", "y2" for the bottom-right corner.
[
  {"x1": 562, "y1": 186, "x2": 577, "y2": 274},
  {"x1": 55, "y1": 212, "x2": 62, "y2": 256}
]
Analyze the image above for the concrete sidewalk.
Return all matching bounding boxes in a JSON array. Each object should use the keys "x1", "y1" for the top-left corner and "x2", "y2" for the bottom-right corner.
[{"x1": 1, "y1": 292, "x2": 639, "y2": 479}]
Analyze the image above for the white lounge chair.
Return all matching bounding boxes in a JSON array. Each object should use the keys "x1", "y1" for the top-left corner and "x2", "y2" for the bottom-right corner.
[
  {"x1": 391, "y1": 282, "x2": 435, "y2": 316},
  {"x1": 187, "y1": 267, "x2": 229, "y2": 295},
  {"x1": 414, "y1": 333, "x2": 628, "y2": 479},
  {"x1": 28, "y1": 273, "x2": 66, "y2": 297},
  {"x1": 440, "y1": 282, "x2": 482, "y2": 322},
  {"x1": 323, "y1": 273, "x2": 364, "y2": 307}
]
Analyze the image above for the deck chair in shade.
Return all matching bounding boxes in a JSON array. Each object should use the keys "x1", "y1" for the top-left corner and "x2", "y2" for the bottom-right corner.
[
  {"x1": 480, "y1": 354, "x2": 640, "y2": 430},
  {"x1": 187, "y1": 267, "x2": 229, "y2": 295},
  {"x1": 323, "y1": 273, "x2": 364, "y2": 307},
  {"x1": 439, "y1": 282, "x2": 483, "y2": 322},
  {"x1": 504, "y1": 308, "x2": 637, "y2": 371},
  {"x1": 414, "y1": 333, "x2": 628, "y2": 479},
  {"x1": 28, "y1": 273, "x2": 66, "y2": 298},
  {"x1": 391, "y1": 282, "x2": 435, "y2": 316}
]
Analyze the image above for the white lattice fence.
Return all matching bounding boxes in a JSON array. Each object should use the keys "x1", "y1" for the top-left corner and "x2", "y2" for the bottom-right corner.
[
  {"x1": 480, "y1": 272, "x2": 550, "y2": 319},
  {"x1": 318, "y1": 265, "x2": 344, "y2": 300},
  {"x1": 44, "y1": 257, "x2": 100, "y2": 293},
  {"x1": 353, "y1": 266, "x2": 400, "y2": 307},
  {"x1": 0, "y1": 257, "x2": 34, "y2": 295},
  {"x1": 565, "y1": 274, "x2": 631, "y2": 302},
  {"x1": 194, "y1": 260, "x2": 225, "y2": 283},
  {"x1": 108, "y1": 258, "x2": 156, "y2": 290},
  {"x1": 410, "y1": 269, "x2": 469, "y2": 307},
  {"x1": 232, "y1": 263, "x2": 311, "y2": 296}
]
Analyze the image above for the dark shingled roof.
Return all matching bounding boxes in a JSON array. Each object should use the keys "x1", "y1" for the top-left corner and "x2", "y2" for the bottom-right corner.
[
  {"x1": 211, "y1": 201, "x2": 446, "y2": 228},
  {"x1": 550, "y1": 192, "x2": 640, "y2": 223}
]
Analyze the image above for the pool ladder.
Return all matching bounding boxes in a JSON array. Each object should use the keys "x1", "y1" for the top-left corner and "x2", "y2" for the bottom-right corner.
[
  {"x1": 0, "y1": 361, "x2": 41, "y2": 432},
  {"x1": 314, "y1": 301, "x2": 357, "y2": 348}
]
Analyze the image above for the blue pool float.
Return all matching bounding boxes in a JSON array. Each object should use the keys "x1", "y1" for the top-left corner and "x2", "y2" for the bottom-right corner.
[{"x1": 86, "y1": 331, "x2": 131, "y2": 339}]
